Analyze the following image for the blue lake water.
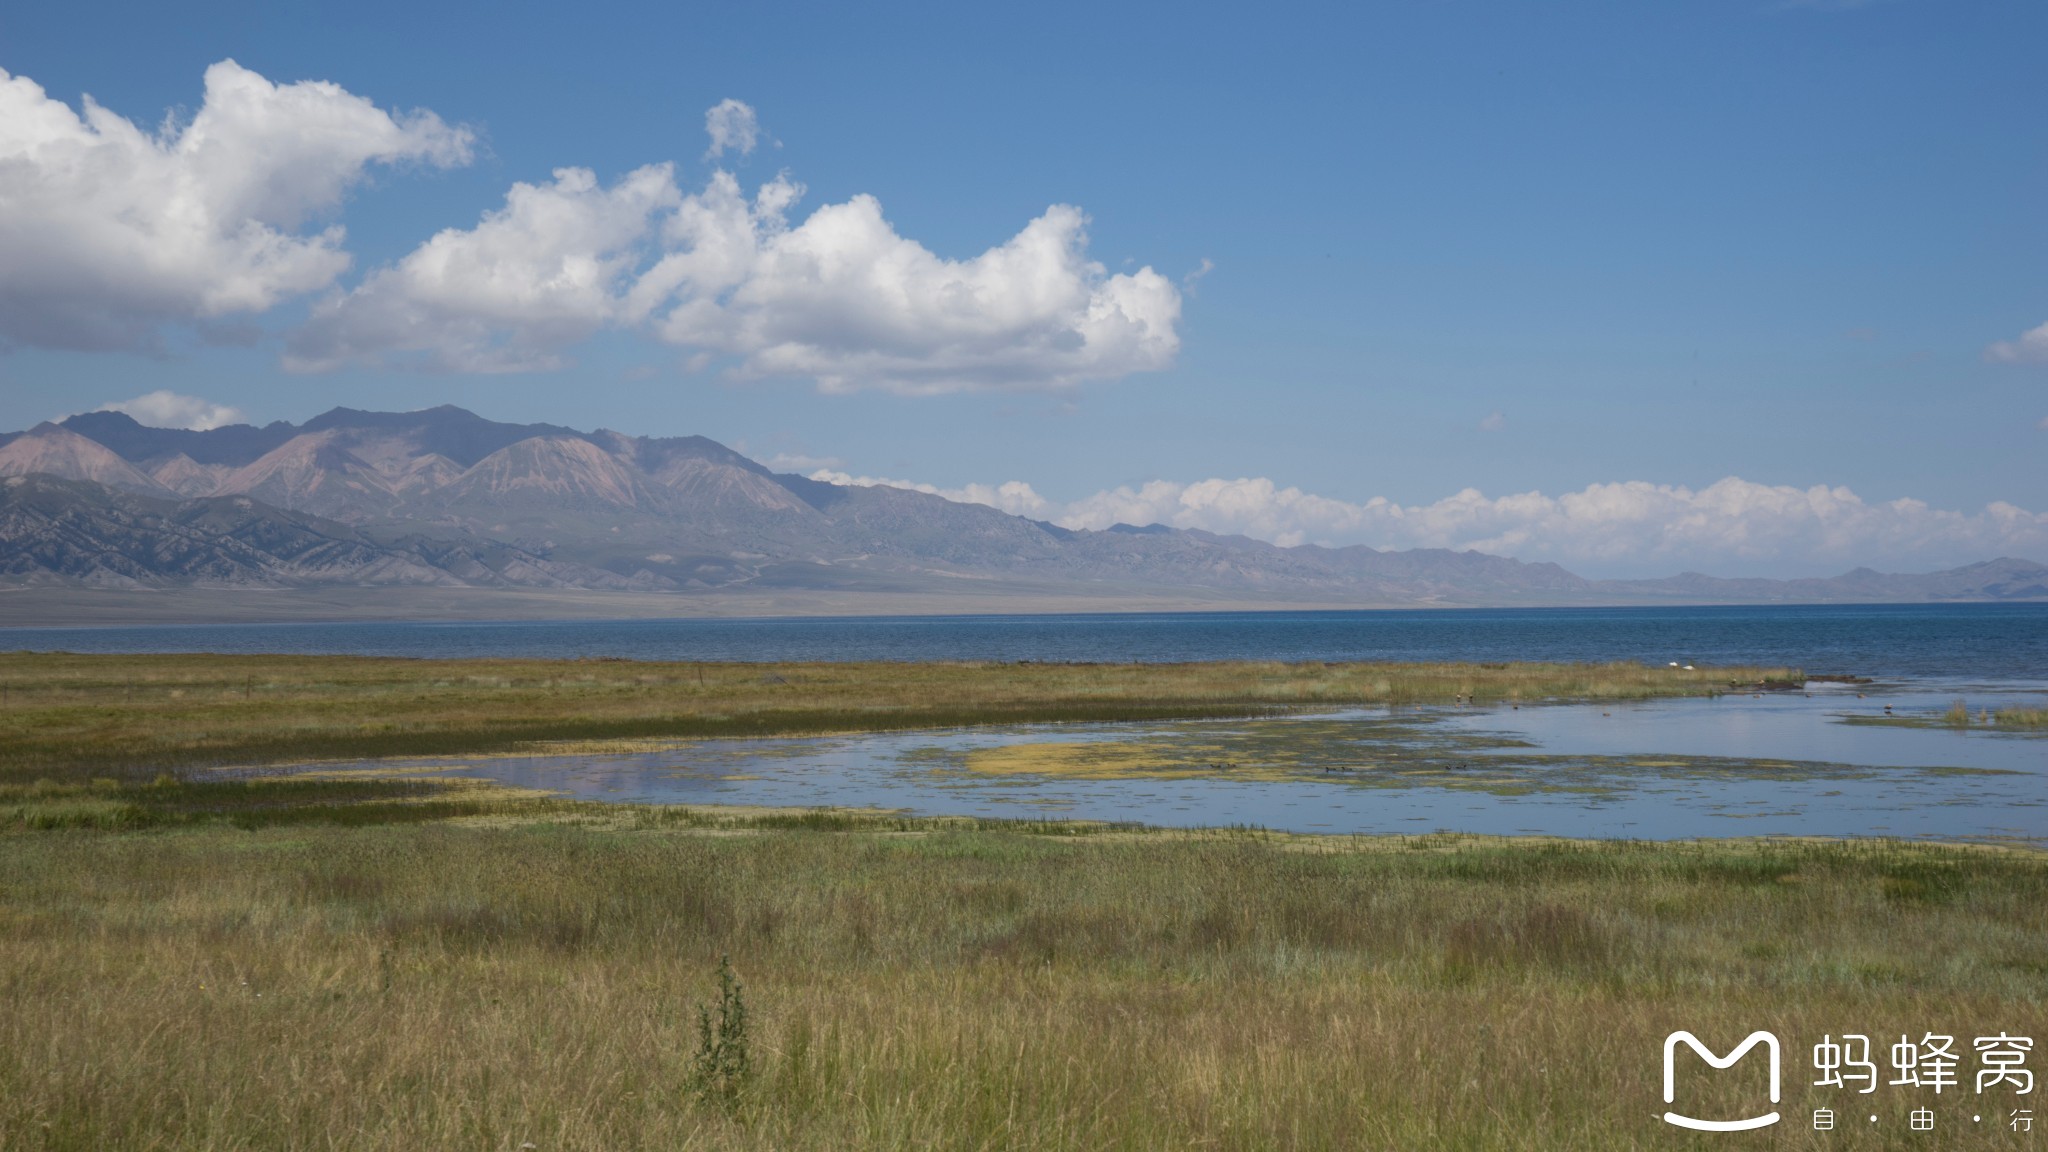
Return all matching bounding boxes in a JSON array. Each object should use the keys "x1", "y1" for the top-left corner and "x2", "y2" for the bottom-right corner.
[
  {"x1": 18, "y1": 602, "x2": 2048, "y2": 841},
  {"x1": 370, "y1": 683, "x2": 2043, "y2": 844},
  {"x1": 8, "y1": 602, "x2": 2048, "y2": 681}
]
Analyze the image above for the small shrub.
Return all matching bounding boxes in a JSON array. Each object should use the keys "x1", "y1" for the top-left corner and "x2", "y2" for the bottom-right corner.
[{"x1": 687, "y1": 954, "x2": 752, "y2": 1109}]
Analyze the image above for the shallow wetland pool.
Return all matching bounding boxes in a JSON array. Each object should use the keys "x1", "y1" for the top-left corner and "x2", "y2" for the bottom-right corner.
[{"x1": 313, "y1": 679, "x2": 2048, "y2": 844}]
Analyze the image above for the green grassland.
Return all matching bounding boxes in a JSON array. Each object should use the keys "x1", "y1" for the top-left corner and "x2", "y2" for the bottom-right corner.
[
  {"x1": 9, "y1": 653, "x2": 2040, "y2": 1149},
  {"x1": 1, "y1": 805, "x2": 2042, "y2": 1150},
  {"x1": 0, "y1": 651, "x2": 1796, "y2": 789}
]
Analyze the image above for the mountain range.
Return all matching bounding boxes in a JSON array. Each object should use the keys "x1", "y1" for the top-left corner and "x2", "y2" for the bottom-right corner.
[{"x1": 1, "y1": 405, "x2": 2043, "y2": 610}]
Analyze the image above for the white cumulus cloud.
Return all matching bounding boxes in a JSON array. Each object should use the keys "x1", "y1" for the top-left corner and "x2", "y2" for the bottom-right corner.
[
  {"x1": 94, "y1": 390, "x2": 246, "y2": 431},
  {"x1": 655, "y1": 195, "x2": 1180, "y2": 394},
  {"x1": 1986, "y1": 320, "x2": 2048, "y2": 365},
  {"x1": 1059, "y1": 476, "x2": 2048, "y2": 575},
  {"x1": 288, "y1": 102, "x2": 1182, "y2": 391},
  {"x1": 0, "y1": 59, "x2": 472, "y2": 353},
  {"x1": 703, "y1": 99, "x2": 760, "y2": 160},
  {"x1": 808, "y1": 469, "x2": 1052, "y2": 518},
  {"x1": 758, "y1": 451, "x2": 843, "y2": 472},
  {"x1": 287, "y1": 164, "x2": 682, "y2": 372},
  {"x1": 807, "y1": 469, "x2": 2048, "y2": 577}
]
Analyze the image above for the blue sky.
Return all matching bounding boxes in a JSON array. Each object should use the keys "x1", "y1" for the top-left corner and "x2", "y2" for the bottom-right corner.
[{"x1": 0, "y1": 0, "x2": 2043, "y2": 576}]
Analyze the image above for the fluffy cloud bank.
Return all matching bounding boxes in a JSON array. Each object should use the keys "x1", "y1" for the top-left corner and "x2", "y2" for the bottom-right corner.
[
  {"x1": 650, "y1": 191, "x2": 1180, "y2": 394},
  {"x1": 0, "y1": 60, "x2": 471, "y2": 352},
  {"x1": 817, "y1": 470, "x2": 2048, "y2": 577},
  {"x1": 287, "y1": 164, "x2": 683, "y2": 372},
  {"x1": 295, "y1": 132, "x2": 1181, "y2": 391},
  {"x1": 95, "y1": 390, "x2": 245, "y2": 431},
  {"x1": 1986, "y1": 320, "x2": 2048, "y2": 365},
  {"x1": 0, "y1": 64, "x2": 1179, "y2": 392},
  {"x1": 808, "y1": 469, "x2": 1053, "y2": 517}
]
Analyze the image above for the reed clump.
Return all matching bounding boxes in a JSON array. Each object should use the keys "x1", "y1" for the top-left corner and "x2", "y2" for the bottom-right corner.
[
  {"x1": 1938, "y1": 698, "x2": 2046, "y2": 728},
  {"x1": 0, "y1": 652, "x2": 1797, "y2": 787},
  {"x1": 0, "y1": 812, "x2": 2039, "y2": 1150}
]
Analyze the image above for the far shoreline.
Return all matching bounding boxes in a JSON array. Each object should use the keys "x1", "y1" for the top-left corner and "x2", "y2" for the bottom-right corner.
[{"x1": 3, "y1": 583, "x2": 2044, "y2": 630}]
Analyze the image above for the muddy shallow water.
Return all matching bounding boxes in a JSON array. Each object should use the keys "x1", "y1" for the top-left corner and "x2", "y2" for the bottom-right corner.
[{"x1": 337, "y1": 680, "x2": 2048, "y2": 843}]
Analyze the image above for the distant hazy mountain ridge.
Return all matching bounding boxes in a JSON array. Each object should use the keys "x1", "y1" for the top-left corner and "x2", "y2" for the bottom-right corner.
[{"x1": 1, "y1": 406, "x2": 2041, "y2": 605}]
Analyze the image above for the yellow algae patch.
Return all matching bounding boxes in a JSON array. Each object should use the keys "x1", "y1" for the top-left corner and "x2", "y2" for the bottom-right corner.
[
  {"x1": 272, "y1": 765, "x2": 563, "y2": 802},
  {"x1": 449, "y1": 737, "x2": 706, "y2": 759},
  {"x1": 965, "y1": 741, "x2": 1213, "y2": 780},
  {"x1": 961, "y1": 741, "x2": 1310, "y2": 781}
]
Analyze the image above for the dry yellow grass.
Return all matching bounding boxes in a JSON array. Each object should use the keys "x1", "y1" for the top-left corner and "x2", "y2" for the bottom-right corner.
[{"x1": 0, "y1": 807, "x2": 2041, "y2": 1150}]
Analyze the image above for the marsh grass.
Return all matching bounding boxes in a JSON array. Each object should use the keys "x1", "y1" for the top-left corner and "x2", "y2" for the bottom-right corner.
[
  {"x1": 1847, "y1": 701, "x2": 2048, "y2": 731},
  {"x1": 0, "y1": 652, "x2": 1794, "y2": 791},
  {"x1": 0, "y1": 808, "x2": 2041, "y2": 1150}
]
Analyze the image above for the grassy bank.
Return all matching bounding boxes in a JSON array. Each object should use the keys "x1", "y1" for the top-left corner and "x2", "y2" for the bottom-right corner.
[
  {"x1": 0, "y1": 807, "x2": 2040, "y2": 1150},
  {"x1": 1996, "y1": 706, "x2": 2048, "y2": 728},
  {"x1": 0, "y1": 652, "x2": 1795, "y2": 787},
  {"x1": 1848, "y1": 699, "x2": 2048, "y2": 731}
]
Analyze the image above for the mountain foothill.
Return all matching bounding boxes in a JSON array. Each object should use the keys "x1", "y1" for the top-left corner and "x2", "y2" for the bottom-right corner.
[{"x1": 1, "y1": 406, "x2": 2041, "y2": 605}]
